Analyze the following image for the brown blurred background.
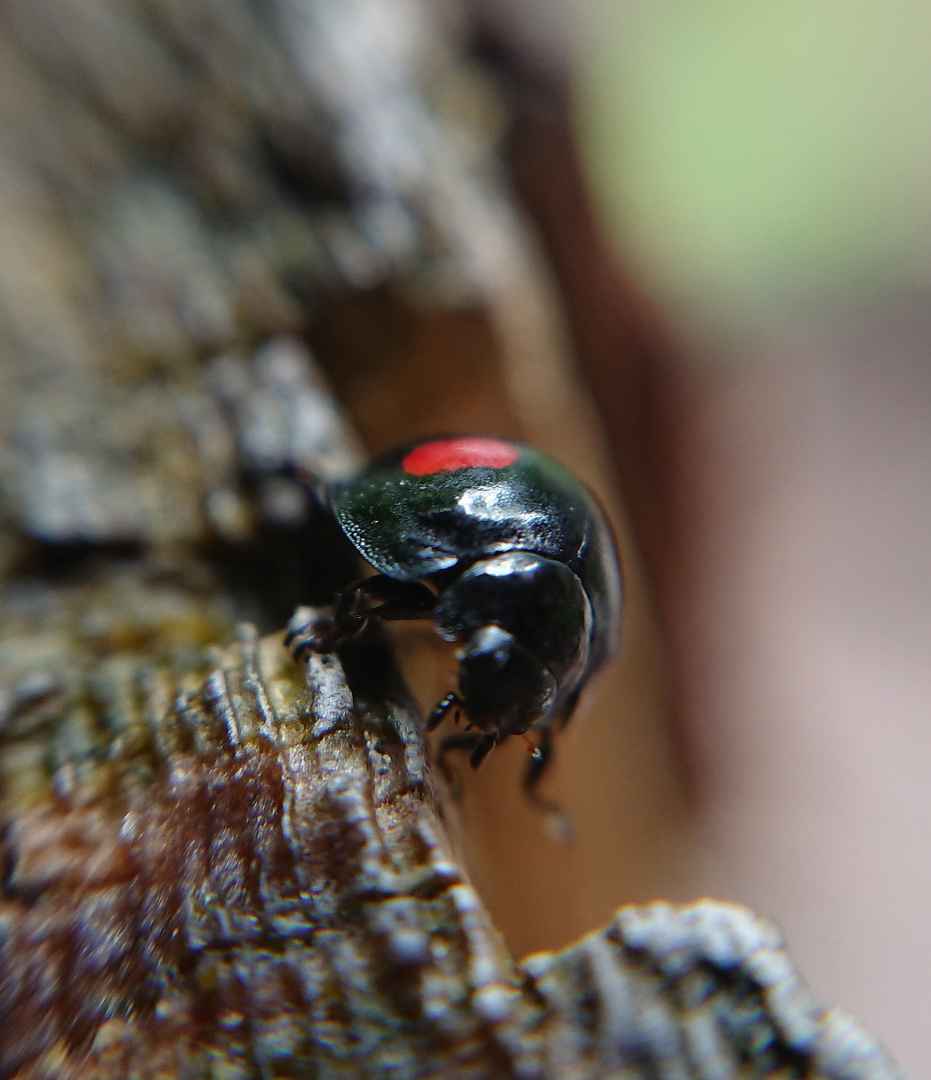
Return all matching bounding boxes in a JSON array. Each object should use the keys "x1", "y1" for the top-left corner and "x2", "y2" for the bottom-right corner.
[{"x1": 477, "y1": 2, "x2": 931, "y2": 1076}]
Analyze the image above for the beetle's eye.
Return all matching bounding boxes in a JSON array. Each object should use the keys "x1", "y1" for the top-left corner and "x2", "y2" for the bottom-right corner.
[{"x1": 457, "y1": 626, "x2": 556, "y2": 735}]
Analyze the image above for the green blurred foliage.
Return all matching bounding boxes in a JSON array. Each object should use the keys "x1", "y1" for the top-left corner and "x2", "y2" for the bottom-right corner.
[{"x1": 576, "y1": 0, "x2": 931, "y2": 327}]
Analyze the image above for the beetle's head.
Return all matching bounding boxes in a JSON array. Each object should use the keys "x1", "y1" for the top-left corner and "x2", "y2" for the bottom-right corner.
[{"x1": 456, "y1": 624, "x2": 557, "y2": 738}]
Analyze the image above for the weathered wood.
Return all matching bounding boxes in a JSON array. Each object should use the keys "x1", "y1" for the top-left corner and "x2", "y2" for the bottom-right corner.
[{"x1": 0, "y1": 619, "x2": 899, "y2": 1078}]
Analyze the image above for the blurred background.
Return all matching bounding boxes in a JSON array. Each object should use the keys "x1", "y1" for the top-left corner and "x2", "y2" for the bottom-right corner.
[
  {"x1": 567, "y1": 1, "x2": 931, "y2": 1075},
  {"x1": 1, "y1": 0, "x2": 928, "y2": 1074}
]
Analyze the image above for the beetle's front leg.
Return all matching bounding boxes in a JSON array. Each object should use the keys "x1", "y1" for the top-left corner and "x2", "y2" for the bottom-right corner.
[
  {"x1": 284, "y1": 604, "x2": 353, "y2": 658},
  {"x1": 354, "y1": 576, "x2": 437, "y2": 622},
  {"x1": 523, "y1": 723, "x2": 554, "y2": 794},
  {"x1": 426, "y1": 691, "x2": 462, "y2": 731},
  {"x1": 284, "y1": 583, "x2": 370, "y2": 657},
  {"x1": 435, "y1": 731, "x2": 497, "y2": 773},
  {"x1": 522, "y1": 722, "x2": 573, "y2": 841},
  {"x1": 468, "y1": 733, "x2": 498, "y2": 769},
  {"x1": 286, "y1": 575, "x2": 436, "y2": 659}
]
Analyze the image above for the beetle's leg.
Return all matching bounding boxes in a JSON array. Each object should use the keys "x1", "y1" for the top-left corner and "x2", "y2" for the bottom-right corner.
[
  {"x1": 435, "y1": 731, "x2": 493, "y2": 771},
  {"x1": 434, "y1": 732, "x2": 479, "y2": 795},
  {"x1": 523, "y1": 688, "x2": 581, "y2": 793},
  {"x1": 427, "y1": 692, "x2": 461, "y2": 732},
  {"x1": 522, "y1": 723, "x2": 573, "y2": 842},
  {"x1": 286, "y1": 577, "x2": 436, "y2": 659},
  {"x1": 329, "y1": 575, "x2": 428, "y2": 639},
  {"x1": 285, "y1": 605, "x2": 348, "y2": 657},
  {"x1": 523, "y1": 723, "x2": 554, "y2": 793},
  {"x1": 285, "y1": 580, "x2": 375, "y2": 656},
  {"x1": 354, "y1": 576, "x2": 437, "y2": 622},
  {"x1": 469, "y1": 733, "x2": 498, "y2": 769},
  {"x1": 436, "y1": 732, "x2": 480, "y2": 760}
]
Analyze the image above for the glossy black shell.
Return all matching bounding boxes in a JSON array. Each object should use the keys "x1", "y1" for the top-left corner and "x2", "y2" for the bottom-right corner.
[{"x1": 328, "y1": 439, "x2": 623, "y2": 678}]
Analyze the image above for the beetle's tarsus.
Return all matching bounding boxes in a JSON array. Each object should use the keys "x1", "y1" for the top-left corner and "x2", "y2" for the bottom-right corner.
[
  {"x1": 523, "y1": 723, "x2": 553, "y2": 792},
  {"x1": 285, "y1": 606, "x2": 358, "y2": 658},
  {"x1": 521, "y1": 724, "x2": 573, "y2": 840},
  {"x1": 427, "y1": 692, "x2": 461, "y2": 732}
]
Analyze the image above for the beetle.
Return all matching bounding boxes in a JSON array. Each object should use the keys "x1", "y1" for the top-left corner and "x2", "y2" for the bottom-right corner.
[{"x1": 286, "y1": 436, "x2": 623, "y2": 797}]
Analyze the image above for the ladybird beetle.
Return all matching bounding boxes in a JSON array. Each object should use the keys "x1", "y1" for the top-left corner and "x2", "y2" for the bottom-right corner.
[{"x1": 287, "y1": 436, "x2": 622, "y2": 796}]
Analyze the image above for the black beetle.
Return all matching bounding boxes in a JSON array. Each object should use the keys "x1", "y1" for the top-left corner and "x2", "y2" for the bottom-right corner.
[{"x1": 286, "y1": 436, "x2": 622, "y2": 796}]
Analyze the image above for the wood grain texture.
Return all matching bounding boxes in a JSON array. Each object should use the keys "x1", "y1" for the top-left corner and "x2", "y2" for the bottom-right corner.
[{"x1": 0, "y1": 621, "x2": 901, "y2": 1078}]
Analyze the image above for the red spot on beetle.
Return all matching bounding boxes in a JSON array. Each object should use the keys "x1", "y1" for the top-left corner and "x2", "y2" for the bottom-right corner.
[{"x1": 402, "y1": 438, "x2": 519, "y2": 476}]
